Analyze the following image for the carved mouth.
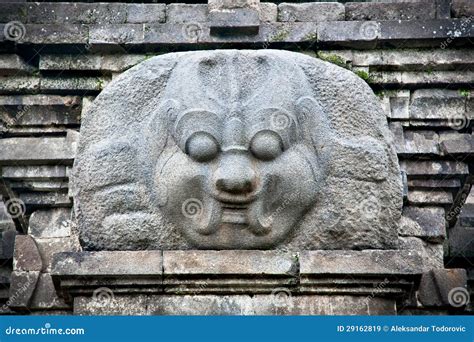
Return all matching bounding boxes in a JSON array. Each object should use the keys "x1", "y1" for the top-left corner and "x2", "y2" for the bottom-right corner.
[{"x1": 221, "y1": 203, "x2": 249, "y2": 225}]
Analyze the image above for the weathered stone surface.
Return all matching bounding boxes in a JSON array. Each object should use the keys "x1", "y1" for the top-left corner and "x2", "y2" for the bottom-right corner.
[
  {"x1": 1, "y1": 229, "x2": 16, "y2": 260},
  {"x1": 166, "y1": 4, "x2": 208, "y2": 23},
  {"x1": 52, "y1": 251, "x2": 162, "y2": 277},
  {"x1": 370, "y1": 71, "x2": 474, "y2": 87},
  {"x1": 8, "y1": 271, "x2": 40, "y2": 310},
  {"x1": 452, "y1": 0, "x2": 474, "y2": 18},
  {"x1": 408, "y1": 190, "x2": 453, "y2": 205},
  {"x1": 209, "y1": 8, "x2": 260, "y2": 35},
  {"x1": 29, "y1": 273, "x2": 69, "y2": 310},
  {"x1": 407, "y1": 179, "x2": 461, "y2": 189},
  {"x1": 400, "y1": 160, "x2": 469, "y2": 176},
  {"x1": 299, "y1": 250, "x2": 425, "y2": 275},
  {"x1": 399, "y1": 237, "x2": 443, "y2": 270},
  {"x1": 418, "y1": 269, "x2": 468, "y2": 307},
  {"x1": 259, "y1": 3, "x2": 277, "y2": 22},
  {"x1": 2, "y1": 166, "x2": 68, "y2": 180},
  {"x1": 19, "y1": 192, "x2": 72, "y2": 207},
  {"x1": 410, "y1": 89, "x2": 467, "y2": 120},
  {"x1": 0, "y1": 131, "x2": 78, "y2": 165},
  {"x1": 0, "y1": 95, "x2": 81, "y2": 127},
  {"x1": 126, "y1": 4, "x2": 166, "y2": 24},
  {"x1": 0, "y1": 55, "x2": 35, "y2": 75},
  {"x1": 401, "y1": 130, "x2": 440, "y2": 155},
  {"x1": 73, "y1": 50, "x2": 401, "y2": 251},
  {"x1": 163, "y1": 250, "x2": 296, "y2": 276},
  {"x1": 448, "y1": 224, "x2": 474, "y2": 258},
  {"x1": 36, "y1": 237, "x2": 82, "y2": 272},
  {"x1": 209, "y1": 0, "x2": 259, "y2": 11},
  {"x1": 74, "y1": 294, "x2": 396, "y2": 315},
  {"x1": 278, "y1": 3, "x2": 345, "y2": 22},
  {"x1": 28, "y1": 208, "x2": 72, "y2": 238},
  {"x1": 439, "y1": 132, "x2": 473, "y2": 155},
  {"x1": 19, "y1": 24, "x2": 88, "y2": 44},
  {"x1": 13, "y1": 235, "x2": 43, "y2": 272},
  {"x1": 318, "y1": 19, "x2": 474, "y2": 47},
  {"x1": 345, "y1": 2, "x2": 436, "y2": 21},
  {"x1": 402, "y1": 206, "x2": 446, "y2": 242},
  {"x1": 39, "y1": 55, "x2": 147, "y2": 72}
]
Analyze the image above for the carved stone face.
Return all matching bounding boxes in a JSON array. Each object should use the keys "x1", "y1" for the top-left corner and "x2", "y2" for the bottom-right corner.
[
  {"x1": 155, "y1": 106, "x2": 323, "y2": 249},
  {"x1": 73, "y1": 50, "x2": 402, "y2": 251}
]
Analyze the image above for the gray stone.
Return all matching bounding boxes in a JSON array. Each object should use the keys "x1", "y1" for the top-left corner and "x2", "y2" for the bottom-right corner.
[
  {"x1": 0, "y1": 55, "x2": 36, "y2": 76},
  {"x1": 278, "y1": 3, "x2": 345, "y2": 22},
  {"x1": 29, "y1": 273, "x2": 69, "y2": 310},
  {"x1": 299, "y1": 250, "x2": 426, "y2": 275},
  {"x1": 407, "y1": 179, "x2": 461, "y2": 190},
  {"x1": 2, "y1": 166, "x2": 68, "y2": 180},
  {"x1": 164, "y1": 250, "x2": 296, "y2": 276},
  {"x1": 208, "y1": 0, "x2": 259, "y2": 12},
  {"x1": 408, "y1": 190, "x2": 453, "y2": 205},
  {"x1": 1, "y1": 229, "x2": 16, "y2": 259},
  {"x1": 19, "y1": 192, "x2": 72, "y2": 207},
  {"x1": 345, "y1": 2, "x2": 436, "y2": 21},
  {"x1": 439, "y1": 132, "x2": 473, "y2": 155},
  {"x1": 52, "y1": 251, "x2": 162, "y2": 277},
  {"x1": 13, "y1": 235, "x2": 43, "y2": 272},
  {"x1": 39, "y1": 55, "x2": 148, "y2": 72},
  {"x1": 0, "y1": 131, "x2": 78, "y2": 165},
  {"x1": 72, "y1": 50, "x2": 402, "y2": 251},
  {"x1": 35, "y1": 237, "x2": 82, "y2": 272},
  {"x1": 399, "y1": 237, "x2": 444, "y2": 270},
  {"x1": 452, "y1": 0, "x2": 474, "y2": 18},
  {"x1": 209, "y1": 8, "x2": 260, "y2": 35},
  {"x1": 126, "y1": 4, "x2": 166, "y2": 24},
  {"x1": 166, "y1": 4, "x2": 208, "y2": 23},
  {"x1": 259, "y1": 3, "x2": 277, "y2": 22},
  {"x1": 28, "y1": 208, "x2": 72, "y2": 238},
  {"x1": 402, "y1": 206, "x2": 446, "y2": 242},
  {"x1": 74, "y1": 294, "x2": 395, "y2": 315},
  {"x1": 410, "y1": 89, "x2": 466, "y2": 120},
  {"x1": 448, "y1": 223, "x2": 474, "y2": 258},
  {"x1": 8, "y1": 271, "x2": 40, "y2": 310},
  {"x1": 21, "y1": 24, "x2": 88, "y2": 44},
  {"x1": 402, "y1": 130, "x2": 440, "y2": 155},
  {"x1": 418, "y1": 269, "x2": 468, "y2": 307},
  {"x1": 400, "y1": 160, "x2": 469, "y2": 176}
]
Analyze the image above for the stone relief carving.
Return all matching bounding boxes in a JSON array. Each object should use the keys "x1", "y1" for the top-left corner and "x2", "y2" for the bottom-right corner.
[{"x1": 72, "y1": 50, "x2": 402, "y2": 251}]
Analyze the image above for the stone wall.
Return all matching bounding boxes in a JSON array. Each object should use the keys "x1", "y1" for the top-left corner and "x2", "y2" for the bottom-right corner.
[{"x1": 0, "y1": 0, "x2": 472, "y2": 314}]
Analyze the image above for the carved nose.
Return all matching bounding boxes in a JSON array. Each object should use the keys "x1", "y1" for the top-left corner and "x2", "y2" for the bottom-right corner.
[{"x1": 215, "y1": 154, "x2": 255, "y2": 194}]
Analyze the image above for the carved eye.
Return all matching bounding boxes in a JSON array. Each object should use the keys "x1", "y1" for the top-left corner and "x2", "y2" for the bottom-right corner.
[
  {"x1": 250, "y1": 130, "x2": 284, "y2": 161},
  {"x1": 185, "y1": 132, "x2": 219, "y2": 162}
]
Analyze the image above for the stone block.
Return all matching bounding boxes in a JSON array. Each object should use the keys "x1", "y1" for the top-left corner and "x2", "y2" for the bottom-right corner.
[
  {"x1": 28, "y1": 208, "x2": 72, "y2": 238},
  {"x1": 418, "y1": 269, "x2": 468, "y2": 307},
  {"x1": 21, "y1": 24, "x2": 88, "y2": 44},
  {"x1": 439, "y1": 132, "x2": 473, "y2": 155},
  {"x1": 39, "y1": 54, "x2": 147, "y2": 72},
  {"x1": 402, "y1": 130, "x2": 440, "y2": 155},
  {"x1": 0, "y1": 55, "x2": 35, "y2": 76},
  {"x1": 259, "y1": 3, "x2": 277, "y2": 22},
  {"x1": 52, "y1": 251, "x2": 163, "y2": 277},
  {"x1": 407, "y1": 190, "x2": 453, "y2": 205},
  {"x1": 0, "y1": 76, "x2": 40, "y2": 94},
  {"x1": 209, "y1": 8, "x2": 260, "y2": 35},
  {"x1": 166, "y1": 4, "x2": 208, "y2": 23},
  {"x1": 163, "y1": 250, "x2": 296, "y2": 276},
  {"x1": 407, "y1": 179, "x2": 461, "y2": 190},
  {"x1": 2, "y1": 165, "x2": 68, "y2": 181},
  {"x1": 402, "y1": 206, "x2": 446, "y2": 242},
  {"x1": 0, "y1": 133, "x2": 78, "y2": 165},
  {"x1": 40, "y1": 76, "x2": 109, "y2": 92},
  {"x1": 399, "y1": 237, "x2": 444, "y2": 270},
  {"x1": 8, "y1": 271, "x2": 40, "y2": 309},
  {"x1": 278, "y1": 3, "x2": 345, "y2": 22},
  {"x1": 345, "y1": 2, "x2": 436, "y2": 21},
  {"x1": 452, "y1": 0, "x2": 474, "y2": 18},
  {"x1": 1, "y1": 229, "x2": 16, "y2": 259},
  {"x1": 299, "y1": 250, "x2": 425, "y2": 276},
  {"x1": 410, "y1": 89, "x2": 466, "y2": 120},
  {"x1": 89, "y1": 24, "x2": 144, "y2": 44},
  {"x1": 448, "y1": 222, "x2": 474, "y2": 258},
  {"x1": 318, "y1": 19, "x2": 473, "y2": 47},
  {"x1": 19, "y1": 192, "x2": 72, "y2": 207},
  {"x1": 400, "y1": 160, "x2": 469, "y2": 176},
  {"x1": 389, "y1": 90, "x2": 410, "y2": 119},
  {"x1": 74, "y1": 293, "x2": 396, "y2": 315},
  {"x1": 0, "y1": 95, "x2": 81, "y2": 127},
  {"x1": 35, "y1": 237, "x2": 82, "y2": 272},
  {"x1": 29, "y1": 273, "x2": 69, "y2": 310},
  {"x1": 13, "y1": 235, "x2": 43, "y2": 272},
  {"x1": 208, "y1": 0, "x2": 259, "y2": 11},
  {"x1": 459, "y1": 202, "x2": 474, "y2": 227},
  {"x1": 126, "y1": 4, "x2": 166, "y2": 24}
]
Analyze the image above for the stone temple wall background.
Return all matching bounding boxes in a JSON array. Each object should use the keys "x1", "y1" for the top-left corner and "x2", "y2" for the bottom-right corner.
[{"x1": 0, "y1": 0, "x2": 472, "y2": 314}]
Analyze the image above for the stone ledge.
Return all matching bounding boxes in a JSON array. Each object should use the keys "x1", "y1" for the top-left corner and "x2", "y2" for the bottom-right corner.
[{"x1": 52, "y1": 250, "x2": 428, "y2": 301}]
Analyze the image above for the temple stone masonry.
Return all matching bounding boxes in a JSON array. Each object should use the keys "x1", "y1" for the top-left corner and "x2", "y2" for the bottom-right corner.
[{"x1": 0, "y1": 0, "x2": 472, "y2": 315}]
